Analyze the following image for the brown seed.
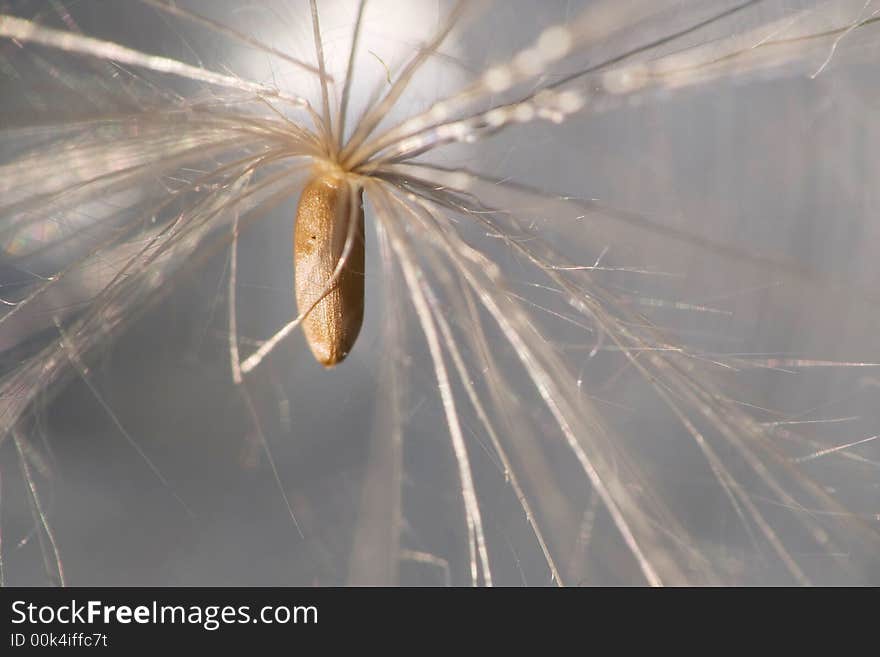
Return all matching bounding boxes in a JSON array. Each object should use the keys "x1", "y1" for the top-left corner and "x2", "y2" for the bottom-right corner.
[{"x1": 294, "y1": 173, "x2": 365, "y2": 367}]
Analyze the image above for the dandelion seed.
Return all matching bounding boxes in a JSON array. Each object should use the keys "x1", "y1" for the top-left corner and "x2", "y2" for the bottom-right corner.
[
  {"x1": 0, "y1": 0, "x2": 879, "y2": 587},
  {"x1": 293, "y1": 170, "x2": 365, "y2": 367}
]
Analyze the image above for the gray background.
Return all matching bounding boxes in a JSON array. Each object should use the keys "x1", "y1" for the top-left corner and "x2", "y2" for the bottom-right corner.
[{"x1": 1, "y1": 0, "x2": 878, "y2": 585}]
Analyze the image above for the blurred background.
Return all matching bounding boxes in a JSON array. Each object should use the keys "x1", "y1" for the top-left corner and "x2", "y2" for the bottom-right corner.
[{"x1": 1, "y1": 0, "x2": 878, "y2": 585}]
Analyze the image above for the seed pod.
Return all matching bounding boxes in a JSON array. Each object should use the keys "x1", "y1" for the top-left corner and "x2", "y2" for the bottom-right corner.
[{"x1": 294, "y1": 174, "x2": 365, "y2": 367}]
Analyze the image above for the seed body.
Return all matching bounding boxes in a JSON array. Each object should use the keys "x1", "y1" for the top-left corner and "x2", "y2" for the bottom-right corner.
[{"x1": 294, "y1": 173, "x2": 365, "y2": 367}]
